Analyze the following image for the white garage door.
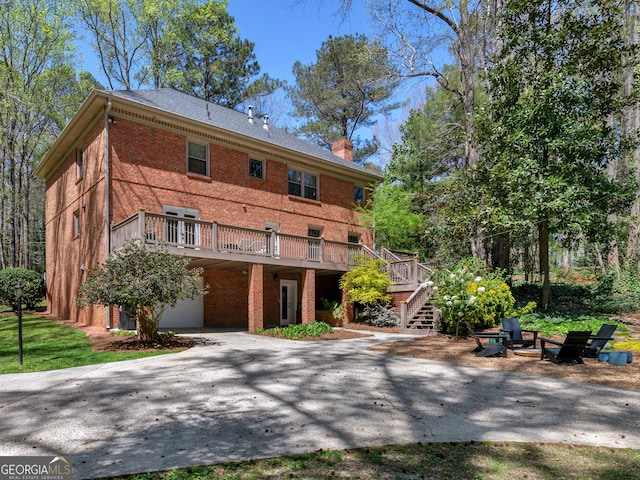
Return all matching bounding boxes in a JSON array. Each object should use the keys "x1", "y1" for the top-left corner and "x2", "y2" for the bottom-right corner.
[{"x1": 159, "y1": 278, "x2": 204, "y2": 329}]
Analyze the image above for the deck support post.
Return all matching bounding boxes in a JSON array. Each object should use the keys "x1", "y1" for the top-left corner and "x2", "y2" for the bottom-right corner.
[
  {"x1": 247, "y1": 264, "x2": 264, "y2": 332},
  {"x1": 301, "y1": 268, "x2": 316, "y2": 324}
]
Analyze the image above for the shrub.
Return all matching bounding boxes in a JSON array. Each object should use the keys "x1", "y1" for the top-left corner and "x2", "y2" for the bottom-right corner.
[
  {"x1": 0, "y1": 268, "x2": 45, "y2": 310},
  {"x1": 512, "y1": 279, "x2": 640, "y2": 314},
  {"x1": 360, "y1": 303, "x2": 399, "y2": 327},
  {"x1": 77, "y1": 240, "x2": 207, "y2": 341},
  {"x1": 319, "y1": 298, "x2": 344, "y2": 320},
  {"x1": 256, "y1": 322, "x2": 333, "y2": 340},
  {"x1": 432, "y1": 259, "x2": 535, "y2": 336},
  {"x1": 340, "y1": 258, "x2": 392, "y2": 305}
]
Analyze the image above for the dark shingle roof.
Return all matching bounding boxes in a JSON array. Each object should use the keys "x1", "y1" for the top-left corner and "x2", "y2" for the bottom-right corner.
[{"x1": 106, "y1": 88, "x2": 377, "y2": 178}]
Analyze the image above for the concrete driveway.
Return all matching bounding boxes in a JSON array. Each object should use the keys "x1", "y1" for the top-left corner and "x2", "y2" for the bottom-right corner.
[{"x1": 1, "y1": 330, "x2": 639, "y2": 479}]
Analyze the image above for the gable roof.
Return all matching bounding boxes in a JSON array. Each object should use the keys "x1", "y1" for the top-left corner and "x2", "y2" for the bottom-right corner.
[{"x1": 36, "y1": 88, "x2": 382, "y2": 183}]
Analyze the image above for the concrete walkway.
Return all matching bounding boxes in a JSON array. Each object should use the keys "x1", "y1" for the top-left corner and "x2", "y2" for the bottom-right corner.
[{"x1": 1, "y1": 330, "x2": 639, "y2": 479}]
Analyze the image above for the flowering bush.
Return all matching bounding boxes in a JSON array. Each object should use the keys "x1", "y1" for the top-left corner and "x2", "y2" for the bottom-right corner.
[{"x1": 432, "y1": 260, "x2": 536, "y2": 336}]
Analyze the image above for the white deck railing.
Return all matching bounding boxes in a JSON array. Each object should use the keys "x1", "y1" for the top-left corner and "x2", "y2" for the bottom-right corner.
[{"x1": 111, "y1": 211, "x2": 364, "y2": 268}]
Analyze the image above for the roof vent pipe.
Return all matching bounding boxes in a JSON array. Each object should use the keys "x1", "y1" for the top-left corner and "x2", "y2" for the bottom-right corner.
[
  {"x1": 248, "y1": 106, "x2": 254, "y2": 124},
  {"x1": 263, "y1": 114, "x2": 269, "y2": 130}
]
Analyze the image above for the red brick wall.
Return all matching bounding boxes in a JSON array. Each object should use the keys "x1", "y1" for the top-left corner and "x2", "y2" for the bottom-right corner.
[
  {"x1": 301, "y1": 269, "x2": 316, "y2": 324},
  {"x1": 45, "y1": 114, "x2": 376, "y2": 329},
  {"x1": 390, "y1": 291, "x2": 414, "y2": 314},
  {"x1": 108, "y1": 118, "x2": 374, "y2": 245},
  {"x1": 202, "y1": 267, "x2": 306, "y2": 329},
  {"x1": 44, "y1": 119, "x2": 108, "y2": 326},
  {"x1": 203, "y1": 268, "x2": 248, "y2": 328},
  {"x1": 247, "y1": 264, "x2": 264, "y2": 332}
]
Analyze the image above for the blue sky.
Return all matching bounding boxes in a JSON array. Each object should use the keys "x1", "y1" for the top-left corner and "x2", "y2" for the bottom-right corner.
[
  {"x1": 227, "y1": 1, "x2": 372, "y2": 84},
  {"x1": 78, "y1": 0, "x2": 415, "y2": 164},
  {"x1": 229, "y1": 1, "x2": 405, "y2": 164}
]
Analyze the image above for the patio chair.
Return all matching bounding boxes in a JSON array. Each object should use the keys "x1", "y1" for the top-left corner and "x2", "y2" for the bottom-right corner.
[
  {"x1": 540, "y1": 331, "x2": 592, "y2": 365},
  {"x1": 583, "y1": 323, "x2": 617, "y2": 358},
  {"x1": 464, "y1": 321, "x2": 508, "y2": 358},
  {"x1": 501, "y1": 317, "x2": 539, "y2": 349}
]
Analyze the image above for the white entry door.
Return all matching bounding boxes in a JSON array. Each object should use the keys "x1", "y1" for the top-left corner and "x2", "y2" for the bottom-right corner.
[{"x1": 280, "y1": 280, "x2": 297, "y2": 326}]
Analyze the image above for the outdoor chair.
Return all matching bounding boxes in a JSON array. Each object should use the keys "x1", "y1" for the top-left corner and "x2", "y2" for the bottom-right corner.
[
  {"x1": 501, "y1": 317, "x2": 539, "y2": 349},
  {"x1": 464, "y1": 321, "x2": 508, "y2": 358},
  {"x1": 583, "y1": 323, "x2": 617, "y2": 358},
  {"x1": 540, "y1": 331, "x2": 592, "y2": 365}
]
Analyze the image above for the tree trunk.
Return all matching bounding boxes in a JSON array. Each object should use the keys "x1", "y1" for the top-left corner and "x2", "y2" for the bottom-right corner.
[
  {"x1": 560, "y1": 248, "x2": 571, "y2": 274},
  {"x1": 594, "y1": 243, "x2": 606, "y2": 274},
  {"x1": 539, "y1": 218, "x2": 550, "y2": 309},
  {"x1": 624, "y1": 0, "x2": 640, "y2": 274},
  {"x1": 458, "y1": 1, "x2": 479, "y2": 171},
  {"x1": 470, "y1": 234, "x2": 487, "y2": 265},
  {"x1": 491, "y1": 232, "x2": 510, "y2": 275}
]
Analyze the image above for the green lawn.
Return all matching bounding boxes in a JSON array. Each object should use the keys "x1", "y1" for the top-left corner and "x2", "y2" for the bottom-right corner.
[{"x1": 0, "y1": 313, "x2": 182, "y2": 374}]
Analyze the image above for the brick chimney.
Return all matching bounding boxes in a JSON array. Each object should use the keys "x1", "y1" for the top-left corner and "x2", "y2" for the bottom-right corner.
[{"x1": 331, "y1": 139, "x2": 354, "y2": 162}]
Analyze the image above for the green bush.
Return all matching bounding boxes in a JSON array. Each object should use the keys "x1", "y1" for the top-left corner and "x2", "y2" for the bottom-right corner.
[
  {"x1": 256, "y1": 322, "x2": 333, "y2": 340},
  {"x1": 433, "y1": 259, "x2": 535, "y2": 336},
  {"x1": 339, "y1": 258, "x2": 392, "y2": 305},
  {"x1": 360, "y1": 304, "x2": 399, "y2": 327},
  {"x1": 0, "y1": 268, "x2": 45, "y2": 310},
  {"x1": 511, "y1": 280, "x2": 640, "y2": 314},
  {"x1": 319, "y1": 298, "x2": 344, "y2": 320}
]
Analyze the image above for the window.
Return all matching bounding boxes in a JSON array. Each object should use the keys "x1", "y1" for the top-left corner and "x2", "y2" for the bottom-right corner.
[
  {"x1": 249, "y1": 158, "x2": 264, "y2": 179},
  {"x1": 354, "y1": 186, "x2": 364, "y2": 205},
  {"x1": 308, "y1": 227, "x2": 322, "y2": 238},
  {"x1": 76, "y1": 148, "x2": 84, "y2": 180},
  {"x1": 348, "y1": 233, "x2": 360, "y2": 244},
  {"x1": 73, "y1": 210, "x2": 80, "y2": 237},
  {"x1": 187, "y1": 140, "x2": 209, "y2": 176},
  {"x1": 288, "y1": 168, "x2": 318, "y2": 200}
]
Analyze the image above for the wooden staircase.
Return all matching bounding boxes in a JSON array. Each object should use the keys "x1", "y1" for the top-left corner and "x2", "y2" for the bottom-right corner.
[
  {"x1": 403, "y1": 303, "x2": 441, "y2": 335},
  {"x1": 376, "y1": 247, "x2": 441, "y2": 336}
]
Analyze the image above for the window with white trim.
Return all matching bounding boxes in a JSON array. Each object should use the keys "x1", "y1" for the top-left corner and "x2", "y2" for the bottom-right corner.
[
  {"x1": 308, "y1": 227, "x2": 322, "y2": 238},
  {"x1": 73, "y1": 210, "x2": 80, "y2": 237},
  {"x1": 249, "y1": 158, "x2": 264, "y2": 179},
  {"x1": 187, "y1": 140, "x2": 209, "y2": 176},
  {"x1": 288, "y1": 168, "x2": 317, "y2": 200},
  {"x1": 76, "y1": 148, "x2": 84, "y2": 180},
  {"x1": 354, "y1": 186, "x2": 364, "y2": 205},
  {"x1": 348, "y1": 233, "x2": 360, "y2": 244}
]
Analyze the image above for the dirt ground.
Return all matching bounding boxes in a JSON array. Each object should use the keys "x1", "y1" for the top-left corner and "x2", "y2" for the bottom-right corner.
[
  {"x1": 339, "y1": 322, "x2": 639, "y2": 391},
  {"x1": 59, "y1": 320, "x2": 196, "y2": 351},
  {"x1": 64, "y1": 319, "x2": 639, "y2": 391}
]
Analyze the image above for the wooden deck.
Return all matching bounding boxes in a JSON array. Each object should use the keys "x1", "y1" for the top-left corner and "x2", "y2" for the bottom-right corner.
[{"x1": 110, "y1": 211, "x2": 373, "y2": 272}]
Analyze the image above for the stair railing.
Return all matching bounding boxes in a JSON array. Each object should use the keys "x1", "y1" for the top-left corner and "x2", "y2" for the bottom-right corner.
[{"x1": 400, "y1": 281, "x2": 434, "y2": 328}]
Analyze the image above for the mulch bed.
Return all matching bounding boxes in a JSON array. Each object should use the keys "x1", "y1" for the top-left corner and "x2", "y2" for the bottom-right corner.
[{"x1": 90, "y1": 334, "x2": 195, "y2": 352}]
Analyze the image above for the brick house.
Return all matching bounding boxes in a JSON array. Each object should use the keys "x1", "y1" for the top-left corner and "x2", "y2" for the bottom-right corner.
[{"x1": 35, "y1": 88, "x2": 386, "y2": 332}]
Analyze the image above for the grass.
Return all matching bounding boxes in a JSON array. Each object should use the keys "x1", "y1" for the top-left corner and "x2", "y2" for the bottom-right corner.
[
  {"x1": 0, "y1": 313, "x2": 183, "y2": 374},
  {"x1": 103, "y1": 442, "x2": 640, "y2": 480}
]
